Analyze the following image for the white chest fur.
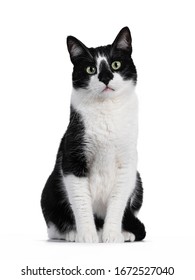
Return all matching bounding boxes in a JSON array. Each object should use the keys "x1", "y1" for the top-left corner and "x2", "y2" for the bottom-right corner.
[{"x1": 71, "y1": 87, "x2": 138, "y2": 218}]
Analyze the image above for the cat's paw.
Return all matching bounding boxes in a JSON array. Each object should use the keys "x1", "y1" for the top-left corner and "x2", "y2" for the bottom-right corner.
[
  {"x1": 122, "y1": 231, "x2": 135, "y2": 242},
  {"x1": 64, "y1": 230, "x2": 77, "y2": 242},
  {"x1": 76, "y1": 229, "x2": 99, "y2": 243},
  {"x1": 102, "y1": 230, "x2": 124, "y2": 243}
]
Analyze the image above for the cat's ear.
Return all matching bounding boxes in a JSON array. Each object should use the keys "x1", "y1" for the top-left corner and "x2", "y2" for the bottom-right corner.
[
  {"x1": 111, "y1": 27, "x2": 132, "y2": 53},
  {"x1": 67, "y1": 36, "x2": 92, "y2": 63}
]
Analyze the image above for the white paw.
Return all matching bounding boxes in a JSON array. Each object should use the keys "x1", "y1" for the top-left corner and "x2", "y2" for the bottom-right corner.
[
  {"x1": 102, "y1": 230, "x2": 124, "y2": 243},
  {"x1": 64, "y1": 230, "x2": 77, "y2": 242},
  {"x1": 122, "y1": 231, "x2": 135, "y2": 242},
  {"x1": 76, "y1": 229, "x2": 99, "y2": 243}
]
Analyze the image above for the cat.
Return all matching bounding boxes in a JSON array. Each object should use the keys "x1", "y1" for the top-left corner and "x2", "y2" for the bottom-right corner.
[{"x1": 41, "y1": 27, "x2": 146, "y2": 243}]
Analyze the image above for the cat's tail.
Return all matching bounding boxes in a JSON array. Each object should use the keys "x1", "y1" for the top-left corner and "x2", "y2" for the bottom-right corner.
[{"x1": 130, "y1": 172, "x2": 143, "y2": 214}]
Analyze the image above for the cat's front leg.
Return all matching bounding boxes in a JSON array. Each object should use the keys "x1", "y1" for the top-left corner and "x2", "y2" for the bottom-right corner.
[
  {"x1": 102, "y1": 162, "x2": 137, "y2": 243},
  {"x1": 64, "y1": 174, "x2": 99, "y2": 243}
]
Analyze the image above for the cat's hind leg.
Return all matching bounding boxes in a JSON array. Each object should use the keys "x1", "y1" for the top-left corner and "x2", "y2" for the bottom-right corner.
[
  {"x1": 41, "y1": 169, "x2": 77, "y2": 242},
  {"x1": 47, "y1": 223, "x2": 77, "y2": 242},
  {"x1": 121, "y1": 172, "x2": 146, "y2": 241},
  {"x1": 122, "y1": 206, "x2": 146, "y2": 241},
  {"x1": 122, "y1": 230, "x2": 136, "y2": 242}
]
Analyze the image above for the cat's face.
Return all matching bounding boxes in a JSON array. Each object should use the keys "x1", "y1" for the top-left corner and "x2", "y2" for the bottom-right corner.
[{"x1": 67, "y1": 27, "x2": 137, "y2": 100}]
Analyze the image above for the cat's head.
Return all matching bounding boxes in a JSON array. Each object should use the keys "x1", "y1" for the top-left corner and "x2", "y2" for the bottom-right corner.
[{"x1": 67, "y1": 27, "x2": 137, "y2": 101}]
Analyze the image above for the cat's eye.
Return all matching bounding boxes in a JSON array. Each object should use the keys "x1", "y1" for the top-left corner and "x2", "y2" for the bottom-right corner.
[
  {"x1": 111, "y1": 61, "x2": 121, "y2": 70},
  {"x1": 86, "y1": 66, "x2": 96, "y2": 75}
]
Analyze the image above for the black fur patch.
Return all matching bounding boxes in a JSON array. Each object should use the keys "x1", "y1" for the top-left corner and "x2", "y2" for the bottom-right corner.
[
  {"x1": 72, "y1": 55, "x2": 94, "y2": 89},
  {"x1": 59, "y1": 106, "x2": 88, "y2": 177},
  {"x1": 122, "y1": 207, "x2": 146, "y2": 241},
  {"x1": 130, "y1": 172, "x2": 144, "y2": 213},
  {"x1": 41, "y1": 168, "x2": 75, "y2": 232}
]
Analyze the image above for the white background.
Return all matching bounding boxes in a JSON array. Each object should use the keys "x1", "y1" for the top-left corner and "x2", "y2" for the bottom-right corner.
[{"x1": 0, "y1": 0, "x2": 195, "y2": 279}]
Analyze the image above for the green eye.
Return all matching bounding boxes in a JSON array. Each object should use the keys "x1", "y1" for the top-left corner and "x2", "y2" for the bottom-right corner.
[
  {"x1": 111, "y1": 61, "x2": 121, "y2": 70},
  {"x1": 86, "y1": 66, "x2": 96, "y2": 75}
]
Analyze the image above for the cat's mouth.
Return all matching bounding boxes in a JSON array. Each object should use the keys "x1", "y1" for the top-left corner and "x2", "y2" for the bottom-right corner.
[{"x1": 102, "y1": 86, "x2": 114, "y2": 93}]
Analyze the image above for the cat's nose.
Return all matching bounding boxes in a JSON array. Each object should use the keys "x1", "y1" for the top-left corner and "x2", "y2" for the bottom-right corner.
[{"x1": 98, "y1": 71, "x2": 113, "y2": 86}]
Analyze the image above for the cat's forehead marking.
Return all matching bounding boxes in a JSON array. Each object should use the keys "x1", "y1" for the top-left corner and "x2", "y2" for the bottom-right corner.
[{"x1": 96, "y1": 54, "x2": 109, "y2": 73}]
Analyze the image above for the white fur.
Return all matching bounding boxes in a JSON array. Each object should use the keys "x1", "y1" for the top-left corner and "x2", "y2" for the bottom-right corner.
[
  {"x1": 63, "y1": 175, "x2": 99, "y2": 243},
  {"x1": 47, "y1": 223, "x2": 77, "y2": 242},
  {"x1": 122, "y1": 231, "x2": 136, "y2": 242},
  {"x1": 63, "y1": 55, "x2": 138, "y2": 242},
  {"x1": 47, "y1": 223, "x2": 63, "y2": 239},
  {"x1": 47, "y1": 224, "x2": 135, "y2": 243},
  {"x1": 96, "y1": 55, "x2": 108, "y2": 73}
]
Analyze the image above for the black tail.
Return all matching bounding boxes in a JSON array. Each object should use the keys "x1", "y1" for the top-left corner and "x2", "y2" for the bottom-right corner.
[{"x1": 130, "y1": 172, "x2": 143, "y2": 213}]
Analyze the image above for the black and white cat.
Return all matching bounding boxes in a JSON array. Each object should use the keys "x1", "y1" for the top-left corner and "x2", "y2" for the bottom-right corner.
[{"x1": 41, "y1": 27, "x2": 146, "y2": 243}]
